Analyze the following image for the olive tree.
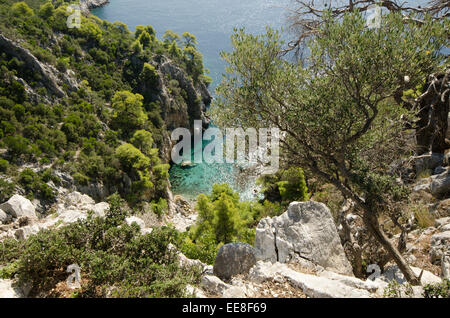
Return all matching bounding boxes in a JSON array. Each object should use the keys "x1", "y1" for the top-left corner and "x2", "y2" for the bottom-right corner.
[{"x1": 211, "y1": 12, "x2": 447, "y2": 284}]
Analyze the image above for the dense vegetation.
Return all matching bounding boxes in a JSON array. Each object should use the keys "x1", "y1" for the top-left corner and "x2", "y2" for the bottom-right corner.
[
  {"x1": 0, "y1": 194, "x2": 202, "y2": 297},
  {"x1": 0, "y1": 0, "x2": 210, "y2": 207}
]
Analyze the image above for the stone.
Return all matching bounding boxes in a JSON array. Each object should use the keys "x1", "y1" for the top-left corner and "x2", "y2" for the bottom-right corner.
[
  {"x1": 222, "y1": 286, "x2": 246, "y2": 298},
  {"x1": 57, "y1": 209, "x2": 87, "y2": 224},
  {"x1": 434, "y1": 166, "x2": 446, "y2": 175},
  {"x1": 441, "y1": 224, "x2": 450, "y2": 232},
  {"x1": 80, "y1": 0, "x2": 110, "y2": 13},
  {"x1": 0, "y1": 195, "x2": 37, "y2": 220},
  {"x1": 0, "y1": 279, "x2": 24, "y2": 298},
  {"x1": 380, "y1": 265, "x2": 441, "y2": 285},
  {"x1": 125, "y1": 216, "x2": 145, "y2": 229},
  {"x1": 254, "y1": 201, "x2": 353, "y2": 275},
  {"x1": 200, "y1": 275, "x2": 231, "y2": 295},
  {"x1": 435, "y1": 217, "x2": 450, "y2": 228},
  {"x1": 213, "y1": 243, "x2": 257, "y2": 281},
  {"x1": 318, "y1": 271, "x2": 380, "y2": 292},
  {"x1": 178, "y1": 252, "x2": 208, "y2": 271},
  {"x1": 434, "y1": 200, "x2": 450, "y2": 218},
  {"x1": 65, "y1": 191, "x2": 95, "y2": 208},
  {"x1": 14, "y1": 225, "x2": 40, "y2": 241},
  {"x1": 430, "y1": 171, "x2": 450, "y2": 197},
  {"x1": 92, "y1": 202, "x2": 109, "y2": 217},
  {"x1": 248, "y1": 261, "x2": 370, "y2": 298},
  {"x1": 185, "y1": 285, "x2": 206, "y2": 298},
  {"x1": 413, "y1": 183, "x2": 430, "y2": 193},
  {"x1": 442, "y1": 251, "x2": 450, "y2": 280},
  {"x1": 415, "y1": 153, "x2": 444, "y2": 175},
  {"x1": 430, "y1": 231, "x2": 450, "y2": 264}
]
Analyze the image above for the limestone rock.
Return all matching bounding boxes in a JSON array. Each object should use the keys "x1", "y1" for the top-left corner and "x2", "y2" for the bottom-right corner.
[
  {"x1": 442, "y1": 251, "x2": 450, "y2": 280},
  {"x1": 434, "y1": 199, "x2": 450, "y2": 218},
  {"x1": 200, "y1": 275, "x2": 231, "y2": 295},
  {"x1": 248, "y1": 261, "x2": 371, "y2": 298},
  {"x1": 318, "y1": 270, "x2": 380, "y2": 292},
  {"x1": 185, "y1": 284, "x2": 206, "y2": 298},
  {"x1": 213, "y1": 243, "x2": 257, "y2": 281},
  {"x1": 0, "y1": 195, "x2": 37, "y2": 221},
  {"x1": 254, "y1": 201, "x2": 353, "y2": 275},
  {"x1": 430, "y1": 231, "x2": 450, "y2": 264},
  {"x1": 92, "y1": 202, "x2": 110, "y2": 217},
  {"x1": 0, "y1": 209, "x2": 8, "y2": 224},
  {"x1": 14, "y1": 224, "x2": 40, "y2": 241},
  {"x1": 65, "y1": 192, "x2": 95, "y2": 209},
  {"x1": 435, "y1": 217, "x2": 450, "y2": 228},
  {"x1": 381, "y1": 265, "x2": 442, "y2": 285},
  {"x1": 430, "y1": 171, "x2": 450, "y2": 197},
  {"x1": 80, "y1": 0, "x2": 109, "y2": 12}
]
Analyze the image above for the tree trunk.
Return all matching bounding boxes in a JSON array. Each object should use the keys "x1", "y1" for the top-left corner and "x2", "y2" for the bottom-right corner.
[
  {"x1": 416, "y1": 71, "x2": 450, "y2": 155},
  {"x1": 362, "y1": 210, "x2": 421, "y2": 285}
]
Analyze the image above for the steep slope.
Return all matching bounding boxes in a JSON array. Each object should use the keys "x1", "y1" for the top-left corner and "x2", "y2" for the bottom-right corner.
[{"x1": 0, "y1": 0, "x2": 211, "y2": 211}]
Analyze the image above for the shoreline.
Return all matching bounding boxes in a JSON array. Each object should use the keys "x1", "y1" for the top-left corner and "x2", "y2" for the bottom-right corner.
[{"x1": 81, "y1": 0, "x2": 110, "y2": 12}]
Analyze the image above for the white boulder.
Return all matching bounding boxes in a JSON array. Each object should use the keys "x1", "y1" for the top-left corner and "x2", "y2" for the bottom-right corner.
[{"x1": 0, "y1": 195, "x2": 37, "y2": 220}]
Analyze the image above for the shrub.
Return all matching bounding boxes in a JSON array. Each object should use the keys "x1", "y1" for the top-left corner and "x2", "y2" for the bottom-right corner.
[
  {"x1": 423, "y1": 279, "x2": 450, "y2": 298},
  {"x1": 0, "y1": 179, "x2": 14, "y2": 203},
  {"x1": 0, "y1": 159, "x2": 9, "y2": 172},
  {"x1": 411, "y1": 203, "x2": 435, "y2": 229},
  {"x1": 11, "y1": 2, "x2": 34, "y2": 17},
  {"x1": 38, "y1": 2, "x2": 55, "y2": 20}
]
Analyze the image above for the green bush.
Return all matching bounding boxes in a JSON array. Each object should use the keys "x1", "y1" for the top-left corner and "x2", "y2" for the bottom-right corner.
[{"x1": 0, "y1": 196, "x2": 201, "y2": 297}]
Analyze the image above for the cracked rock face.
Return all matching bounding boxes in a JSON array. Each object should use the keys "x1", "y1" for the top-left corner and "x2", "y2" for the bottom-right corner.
[{"x1": 254, "y1": 201, "x2": 353, "y2": 276}]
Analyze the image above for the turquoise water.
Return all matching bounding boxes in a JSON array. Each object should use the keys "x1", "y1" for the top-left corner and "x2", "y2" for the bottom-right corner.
[{"x1": 92, "y1": 0, "x2": 291, "y2": 200}]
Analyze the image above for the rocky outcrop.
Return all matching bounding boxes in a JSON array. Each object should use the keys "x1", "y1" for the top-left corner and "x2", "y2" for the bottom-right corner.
[
  {"x1": 254, "y1": 201, "x2": 353, "y2": 275},
  {"x1": 80, "y1": 0, "x2": 110, "y2": 12},
  {"x1": 430, "y1": 170, "x2": 450, "y2": 197},
  {"x1": 415, "y1": 153, "x2": 445, "y2": 175},
  {"x1": 442, "y1": 250, "x2": 450, "y2": 280},
  {"x1": 248, "y1": 261, "x2": 374, "y2": 298},
  {"x1": 0, "y1": 195, "x2": 37, "y2": 223},
  {"x1": 213, "y1": 243, "x2": 257, "y2": 281},
  {"x1": 0, "y1": 34, "x2": 78, "y2": 98},
  {"x1": 380, "y1": 265, "x2": 442, "y2": 285},
  {"x1": 159, "y1": 58, "x2": 211, "y2": 131}
]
